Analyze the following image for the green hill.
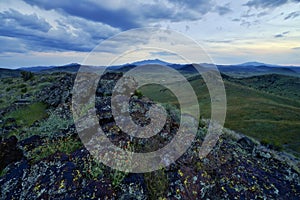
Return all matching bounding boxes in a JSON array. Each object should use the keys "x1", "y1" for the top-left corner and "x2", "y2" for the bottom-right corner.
[{"x1": 140, "y1": 73, "x2": 300, "y2": 156}]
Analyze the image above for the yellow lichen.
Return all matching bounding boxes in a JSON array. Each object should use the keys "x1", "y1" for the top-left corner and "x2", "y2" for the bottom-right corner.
[
  {"x1": 221, "y1": 186, "x2": 226, "y2": 192},
  {"x1": 34, "y1": 184, "x2": 41, "y2": 192},
  {"x1": 59, "y1": 180, "x2": 65, "y2": 189},
  {"x1": 178, "y1": 169, "x2": 183, "y2": 177},
  {"x1": 184, "y1": 178, "x2": 188, "y2": 186}
]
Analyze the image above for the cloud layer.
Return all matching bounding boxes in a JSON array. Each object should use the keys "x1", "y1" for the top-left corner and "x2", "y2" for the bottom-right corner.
[{"x1": 0, "y1": 0, "x2": 300, "y2": 67}]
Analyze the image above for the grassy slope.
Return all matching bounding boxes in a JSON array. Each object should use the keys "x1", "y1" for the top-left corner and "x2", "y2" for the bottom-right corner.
[
  {"x1": 228, "y1": 74, "x2": 300, "y2": 100},
  {"x1": 140, "y1": 75, "x2": 300, "y2": 155}
]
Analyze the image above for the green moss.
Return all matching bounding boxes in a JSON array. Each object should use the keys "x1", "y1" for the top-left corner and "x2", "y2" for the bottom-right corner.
[{"x1": 7, "y1": 102, "x2": 48, "y2": 127}]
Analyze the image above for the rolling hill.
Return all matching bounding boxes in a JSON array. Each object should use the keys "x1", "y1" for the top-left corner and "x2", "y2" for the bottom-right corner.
[{"x1": 139, "y1": 72, "x2": 300, "y2": 156}]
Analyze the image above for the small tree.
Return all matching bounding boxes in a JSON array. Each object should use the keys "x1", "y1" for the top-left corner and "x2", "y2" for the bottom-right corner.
[
  {"x1": 21, "y1": 71, "x2": 34, "y2": 81},
  {"x1": 134, "y1": 89, "x2": 143, "y2": 99}
]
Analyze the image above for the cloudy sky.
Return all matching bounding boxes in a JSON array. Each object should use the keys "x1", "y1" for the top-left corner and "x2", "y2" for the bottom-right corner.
[{"x1": 0, "y1": 0, "x2": 299, "y2": 68}]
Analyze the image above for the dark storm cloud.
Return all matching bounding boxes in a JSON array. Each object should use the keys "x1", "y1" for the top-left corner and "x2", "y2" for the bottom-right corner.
[
  {"x1": 244, "y1": 0, "x2": 300, "y2": 9},
  {"x1": 23, "y1": 0, "x2": 215, "y2": 30},
  {"x1": 0, "y1": 8, "x2": 118, "y2": 53},
  {"x1": 0, "y1": 9, "x2": 51, "y2": 32},
  {"x1": 1, "y1": 0, "x2": 222, "y2": 53},
  {"x1": 23, "y1": 0, "x2": 139, "y2": 30}
]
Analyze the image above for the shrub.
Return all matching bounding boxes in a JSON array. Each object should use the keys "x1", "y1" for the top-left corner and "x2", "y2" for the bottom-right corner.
[
  {"x1": 144, "y1": 167, "x2": 169, "y2": 199},
  {"x1": 21, "y1": 71, "x2": 34, "y2": 81},
  {"x1": 21, "y1": 87, "x2": 27, "y2": 93},
  {"x1": 111, "y1": 169, "x2": 127, "y2": 187},
  {"x1": 83, "y1": 159, "x2": 104, "y2": 180},
  {"x1": 163, "y1": 103, "x2": 181, "y2": 123},
  {"x1": 29, "y1": 111, "x2": 73, "y2": 138},
  {"x1": 29, "y1": 136, "x2": 83, "y2": 163},
  {"x1": 110, "y1": 142, "x2": 134, "y2": 187},
  {"x1": 19, "y1": 83, "x2": 27, "y2": 88},
  {"x1": 134, "y1": 89, "x2": 143, "y2": 99}
]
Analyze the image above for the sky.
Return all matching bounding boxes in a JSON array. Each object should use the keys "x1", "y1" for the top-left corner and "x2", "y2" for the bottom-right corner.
[{"x1": 0, "y1": 0, "x2": 299, "y2": 68}]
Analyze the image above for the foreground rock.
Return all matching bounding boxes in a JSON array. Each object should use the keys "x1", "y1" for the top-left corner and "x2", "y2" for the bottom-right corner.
[
  {"x1": 1, "y1": 125, "x2": 299, "y2": 199},
  {"x1": 0, "y1": 136, "x2": 23, "y2": 172}
]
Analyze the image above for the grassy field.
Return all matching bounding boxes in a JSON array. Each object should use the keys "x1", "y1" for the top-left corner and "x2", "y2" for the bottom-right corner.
[{"x1": 140, "y1": 74, "x2": 300, "y2": 156}]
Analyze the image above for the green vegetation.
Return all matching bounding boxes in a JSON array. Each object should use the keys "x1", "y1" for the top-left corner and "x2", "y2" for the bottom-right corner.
[
  {"x1": 134, "y1": 89, "x2": 143, "y2": 99},
  {"x1": 6, "y1": 102, "x2": 48, "y2": 127},
  {"x1": 20, "y1": 87, "x2": 27, "y2": 93},
  {"x1": 28, "y1": 111, "x2": 73, "y2": 138},
  {"x1": 21, "y1": 71, "x2": 34, "y2": 81},
  {"x1": 0, "y1": 167, "x2": 9, "y2": 177},
  {"x1": 77, "y1": 102, "x2": 94, "y2": 118},
  {"x1": 29, "y1": 136, "x2": 83, "y2": 163},
  {"x1": 230, "y1": 74, "x2": 300, "y2": 100},
  {"x1": 144, "y1": 168, "x2": 169, "y2": 199},
  {"x1": 83, "y1": 160, "x2": 104, "y2": 180},
  {"x1": 111, "y1": 169, "x2": 128, "y2": 187},
  {"x1": 110, "y1": 142, "x2": 134, "y2": 187},
  {"x1": 140, "y1": 75, "x2": 300, "y2": 155}
]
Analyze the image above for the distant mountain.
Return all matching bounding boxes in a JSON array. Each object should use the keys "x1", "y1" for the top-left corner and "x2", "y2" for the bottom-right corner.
[
  {"x1": 217, "y1": 63, "x2": 300, "y2": 78},
  {"x1": 18, "y1": 63, "x2": 81, "y2": 73},
  {"x1": 2, "y1": 60, "x2": 300, "y2": 78},
  {"x1": 131, "y1": 59, "x2": 171, "y2": 66},
  {"x1": 40, "y1": 63, "x2": 81, "y2": 73},
  {"x1": 237, "y1": 61, "x2": 279, "y2": 67},
  {"x1": 20, "y1": 66, "x2": 53, "y2": 72}
]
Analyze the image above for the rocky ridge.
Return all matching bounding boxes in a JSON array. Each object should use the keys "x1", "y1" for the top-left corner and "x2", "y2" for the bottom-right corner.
[{"x1": 0, "y1": 72, "x2": 299, "y2": 199}]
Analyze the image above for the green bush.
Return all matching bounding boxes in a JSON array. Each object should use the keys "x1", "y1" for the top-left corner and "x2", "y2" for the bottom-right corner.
[
  {"x1": 134, "y1": 89, "x2": 143, "y2": 99},
  {"x1": 111, "y1": 169, "x2": 127, "y2": 187},
  {"x1": 18, "y1": 83, "x2": 27, "y2": 88},
  {"x1": 29, "y1": 111, "x2": 73, "y2": 138},
  {"x1": 21, "y1": 87, "x2": 27, "y2": 93},
  {"x1": 110, "y1": 142, "x2": 134, "y2": 187},
  {"x1": 29, "y1": 136, "x2": 83, "y2": 163},
  {"x1": 83, "y1": 160, "x2": 104, "y2": 180},
  {"x1": 144, "y1": 168, "x2": 169, "y2": 199},
  {"x1": 3, "y1": 78, "x2": 13, "y2": 84},
  {"x1": 21, "y1": 71, "x2": 34, "y2": 81},
  {"x1": 7, "y1": 102, "x2": 48, "y2": 127}
]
